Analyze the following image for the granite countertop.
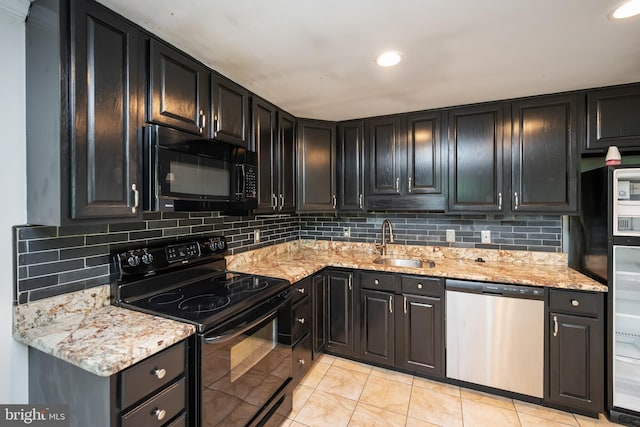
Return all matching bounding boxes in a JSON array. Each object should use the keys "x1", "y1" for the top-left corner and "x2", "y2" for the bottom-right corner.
[
  {"x1": 227, "y1": 240, "x2": 607, "y2": 292},
  {"x1": 13, "y1": 285, "x2": 195, "y2": 377}
]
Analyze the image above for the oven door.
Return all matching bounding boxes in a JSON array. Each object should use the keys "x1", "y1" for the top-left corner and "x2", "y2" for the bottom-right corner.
[{"x1": 197, "y1": 294, "x2": 292, "y2": 426}]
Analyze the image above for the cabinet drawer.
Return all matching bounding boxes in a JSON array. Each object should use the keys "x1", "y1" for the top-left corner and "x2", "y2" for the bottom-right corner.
[
  {"x1": 120, "y1": 341, "x2": 186, "y2": 408},
  {"x1": 549, "y1": 290, "x2": 602, "y2": 318},
  {"x1": 292, "y1": 278, "x2": 312, "y2": 305},
  {"x1": 360, "y1": 271, "x2": 395, "y2": 292},
  {"x1": 401, "y1": 276, "x2": 442, "y2": 297},
  {"x1": 292, "y1": 296, "x2": 311, "y2": 344},
  {"x1": 121, "y1": 377, "x2": 186, "y2": 427},
  {"x1": 292, "y1": 334, "x2": 312, "y2": 384}
]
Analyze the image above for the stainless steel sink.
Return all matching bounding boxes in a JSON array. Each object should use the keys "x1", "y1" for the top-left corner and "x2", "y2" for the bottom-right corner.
[{"x1": 373, "y1": 257, "x2": 435, "y2": 268}]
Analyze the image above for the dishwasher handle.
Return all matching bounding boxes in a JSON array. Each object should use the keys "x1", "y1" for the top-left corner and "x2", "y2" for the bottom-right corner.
[{"x1": 445, "y1": 279, "x2": 544, "y2": 300}]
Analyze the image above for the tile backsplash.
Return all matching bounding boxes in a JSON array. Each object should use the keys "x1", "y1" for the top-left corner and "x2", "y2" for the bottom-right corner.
[
  {"x1": 14, "y1": 211, "x2": 562, "y2": 304},
  {"x1": 14, "y1": 211, "x2": 298, "y2": 304}
]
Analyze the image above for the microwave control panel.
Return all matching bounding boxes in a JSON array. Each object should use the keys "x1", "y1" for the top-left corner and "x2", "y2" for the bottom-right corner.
[{"x1": 245, "y1": 165, "x2": 257, "y2": 197}]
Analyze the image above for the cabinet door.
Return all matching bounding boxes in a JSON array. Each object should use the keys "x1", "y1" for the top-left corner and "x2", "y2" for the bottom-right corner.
[
  {"x1": 338, "y1": 120, "x2": 365, "y2": 211},
  {"x1": 512, "y1": 95, "x2": 579, "y2": 213},
  {"x1": 407, "y1": 112, "x2": 443, "y2": 195},
  {"x1": 368, "y1": 116, "x2": 404, "y2": 196},
  {"x1": 252, "y1": 97, "x2": 278, "y2": 212},
  {"x1": 548, "y1": 313, "x2": 604, "y2": 413},
  {"x1": 297, "y1": 119, "x2": 337, "y2": 212},
  {"x1": 326, "y1": 270, "x2": 355, "y2": 356},
  {"x1": 312, "y1": 274, "x2": 328, "y2": 358},
  {"x1": 278, "y1": 111, "x2": 296, "y2": 212},
  {"x1": 211, "y1": 73, "x2": 248, "y2": 147},
  {"x1": 397, "y1": 294, "x2": 443, "y2": 377},
  {"x1": 72, "y1": 0, "x2": 141, "y2": 220},
  {"x1": 360, "y1": 289, "x2": 394, "y2": 367},
  {"x1": 149, "y1": 38, "x2": 208, "y2": 135},
  {"x1": 448, "y1": 103, "x2": 506, "y2": 212},
  {"x1": 586, "y1": 84, "x2": 640, "y2": 152}
]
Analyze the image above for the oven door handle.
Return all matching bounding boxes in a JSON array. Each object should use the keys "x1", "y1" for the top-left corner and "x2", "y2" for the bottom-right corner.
[{"x1": 202, "y1": 297, "x2": 289, "y2": 344}]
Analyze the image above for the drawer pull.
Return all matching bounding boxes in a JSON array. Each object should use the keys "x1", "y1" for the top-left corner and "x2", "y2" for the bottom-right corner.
[
  {"x1": 374, "y1": 279, "x2": 379, "y2": 285},
  {"x1": 297, "y1": 288, "x2": 305, "y2": 294},
  {"x1": 417, "y1": 283, "x2": 423, "y2": 289},
  {"x1": 152, "y1": 368, "x2": 167, "y2": 379},
  {"x1": 153, "y1": 408, "x2": 166, "y2": 421},
  {"x1": 298, "y1": 359, "x2": 305, "y2": 365},
  {"x1": 571, "y1": 299, "x2": 580, "y2": 307},
  {"x1": 553, "y1": 315, "x2": 558, "y2": 337},
  {"x1": 297, "y1": 318, "x2": 305, "y2": 324}
]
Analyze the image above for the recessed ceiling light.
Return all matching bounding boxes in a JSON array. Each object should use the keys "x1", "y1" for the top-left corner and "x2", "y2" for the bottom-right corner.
[
  {"x1": 611, "y1": 0, "x2": 640, "y2": 19},
  {"x1": 375, "y1": 51, "x2": 402, "y2": 67}
]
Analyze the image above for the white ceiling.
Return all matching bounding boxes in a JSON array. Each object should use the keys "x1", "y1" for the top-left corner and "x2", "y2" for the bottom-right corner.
[{"x1": 98, "y1": 0, "x2": 640, "y2": 121}]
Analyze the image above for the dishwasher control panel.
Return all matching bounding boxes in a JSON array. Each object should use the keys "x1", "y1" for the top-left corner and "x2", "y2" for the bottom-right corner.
[{"x1": 446, "y1": 279, "x2": 544, "y2": 300}]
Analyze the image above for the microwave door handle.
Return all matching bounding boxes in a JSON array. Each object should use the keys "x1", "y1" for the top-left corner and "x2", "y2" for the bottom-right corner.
[
  {"x1": 202, "y1": 296, "x2": 289, "y2": 344},
  {"x1": 240, "y1": 164, "x2": 246, "y2": 198}
]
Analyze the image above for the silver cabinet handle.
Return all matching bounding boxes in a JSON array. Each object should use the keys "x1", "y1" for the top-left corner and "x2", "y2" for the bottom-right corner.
[
  {"x1": 359, "y1": 194, "x2": 363, "y2": 209},
  {"x1": 298, "y1": 358, "x2": 306, "y2": 365},
  {"x1": 348, "y1": 275, "x2": 352, "y2": 291},
  {"x1": 279, "y1": 194, "x2": 284, "y2": 211},
  {"x1": 154, "y1": 408, "x2": 166, "y2": 421},
  {"x1": 271, "y1": 194, "x2": 277, "y2": 210},
  {"x1": 408, "y1": 177, "x2": 412, "y2": 193},
  {"x1": 297, "y1": 288, "x2": 305, "y2": 294},
  {"x1": 297, "y1": 317, "x2": 305, "y2": 324},
  {"x1": 389, "y1": 295, "x2": 393, "y2": 313},
  {"x1": 332, "y1": 194, "x2": 337, "y2": 209},
  {"x1": 553, "y1": 315, "x2": 558, "y2": 337},
  {"x1": 131, "y1": 184, "x2": 139, "y2": 214},
  {"x1": 199, "y1": 110, "x2": 206, "y2": 131},
  {"x1": 395, "y1": 177, "x2": 400, "y2": 192},
  {"x1": 417, "y1": 283, "x2": 423, "y2": 289},
  {"x1": 403, "y1": 296, "x2": 407, "y2": 314},
  {"x1": 152, "y1": 367, "x2": 166, "y2": 379},
  {"x1": 374, "y1": 279, "x2": 379, "y2": 285},
  {"x1": 213, "y1": 114, "x2": 218, "y2": 136},
  {"x1": 498, "y1": 192, "x2": 502, "y2": 211},
  {"x1": 514, "y1": 192, "x2": 519, "y2": 210},
  {"x1": 571, "y1": 299, "x2": 579, "y2": 307}
]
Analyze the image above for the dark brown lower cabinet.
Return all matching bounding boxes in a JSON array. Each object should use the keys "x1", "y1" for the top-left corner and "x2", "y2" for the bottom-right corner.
[
  {"x1": 546, "y1": 290, "x2": 604, "y2": 415},
  {"x1": 360, "y1": 289, "x2": 395, "y2": 367},
  {"x1": 397, "y1": 294, "x2": 443, "y2": 377},
  {"x1": 326, "y1": 269, "x2": 357, "y2": 357},
  {"x1": 312, "y1": 273, "x2": 328, "y2": 358}
]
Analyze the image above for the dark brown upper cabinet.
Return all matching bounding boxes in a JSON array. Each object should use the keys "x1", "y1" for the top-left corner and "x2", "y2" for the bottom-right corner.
[
  {"x1": 511, "y1": 94, "x2": 580, "y2": 214},
  {"x1": 337, "y1": 120, "x2": 366, "y2": 211},
  {"x1": 253, "y1": 97, "x2": 295, "y2": 213},
  {"x1": 586, "y1": 84, "x2": 640, "y2": 153},
  {"x1": 297, "y1": 119, "x2": 337, "y2": 212},
  {"x1": 448, "y1": 103, "x2": 507, "y2": 212},
  {"x1": 26, "y1": 0, "x2": 143, "y2": 225},
  {"x1": 367, "y1": 113, "x2": 445, "y2": 211},
  {"x1": 210, "y1": 73, "x2": 249, "y2": 147},
  {"x1": 148, "y1": 38, "x2": 208, "y2": 136}
]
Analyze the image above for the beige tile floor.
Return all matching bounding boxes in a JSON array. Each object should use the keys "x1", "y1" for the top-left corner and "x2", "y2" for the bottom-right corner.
[{"x1": 282, "y1": 354, "x2": 623, "y2": 427}]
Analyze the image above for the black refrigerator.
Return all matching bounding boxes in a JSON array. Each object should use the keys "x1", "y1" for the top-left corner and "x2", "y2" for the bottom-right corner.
[{"x1": 570, "y1": 165, "x2": 640, "y2": 425}]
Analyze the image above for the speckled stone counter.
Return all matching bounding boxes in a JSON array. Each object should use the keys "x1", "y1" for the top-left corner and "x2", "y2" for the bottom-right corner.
[
  {"x1": 13, "y1": 285, "x2": 195, "y2": 377},
  {"x1": 227, "y1": 240, "x2": 607, "y2": 292}
]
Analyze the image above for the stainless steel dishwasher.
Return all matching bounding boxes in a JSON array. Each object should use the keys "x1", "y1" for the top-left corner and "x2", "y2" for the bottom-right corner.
[{"x1": 446, "y1": 279, "x2": 545, "y2": 398}]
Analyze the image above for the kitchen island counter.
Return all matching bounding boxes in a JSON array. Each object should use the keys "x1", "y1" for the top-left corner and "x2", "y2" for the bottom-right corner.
[{"x1": 227, "y1": 240, "x2": 607, "y2": 292}]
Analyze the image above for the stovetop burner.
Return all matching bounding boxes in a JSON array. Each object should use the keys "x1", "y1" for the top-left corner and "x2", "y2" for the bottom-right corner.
[
  {"x1": 177, "y1": 295, "x2": 231, "y2": 313},
  {"x1": 149, "y1": 292, "x2": 184, "y2": 305}
]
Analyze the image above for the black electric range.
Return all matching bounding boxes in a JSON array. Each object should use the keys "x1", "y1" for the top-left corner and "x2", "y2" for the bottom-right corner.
[{"x1": 112, "y1": 235, "x2": 293, "y2": 427}]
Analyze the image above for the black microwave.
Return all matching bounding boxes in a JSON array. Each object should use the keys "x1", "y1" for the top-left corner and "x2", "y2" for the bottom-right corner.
[{"x1": 143, "y1": 125, "x2": 257, "y2": 213}]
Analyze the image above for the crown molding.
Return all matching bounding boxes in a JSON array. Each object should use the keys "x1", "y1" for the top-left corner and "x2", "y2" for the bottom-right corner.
[{"x1": 0, "y1": 0, "x2": 31, "y2": 22}]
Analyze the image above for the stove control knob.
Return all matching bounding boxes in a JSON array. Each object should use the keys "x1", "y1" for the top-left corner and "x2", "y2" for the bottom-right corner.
[
  {"x1": 217, "y1": 240, "x2": 226, "y2": 250},
  {"x1": 141, "y1": 253, "x2": 154, "y2": 265},
  {"x1": 127, "y1": 255, "x2": 140, "y2": 267}
]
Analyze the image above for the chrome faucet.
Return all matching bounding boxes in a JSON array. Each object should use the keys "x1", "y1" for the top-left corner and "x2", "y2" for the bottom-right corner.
[{"x1": 377, "y1": 219, "x2": 395, "y2": 255}]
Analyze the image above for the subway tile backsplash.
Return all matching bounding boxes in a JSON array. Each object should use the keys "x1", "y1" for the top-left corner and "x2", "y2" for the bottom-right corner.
[{"x1": 14, "y1": 211, "x2": 562, "y2": 304}]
